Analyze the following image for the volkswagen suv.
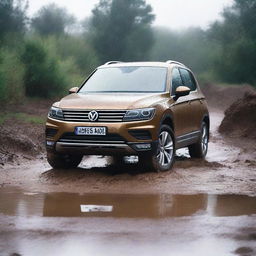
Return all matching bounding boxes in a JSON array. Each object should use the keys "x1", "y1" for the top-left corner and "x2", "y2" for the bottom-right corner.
[{"x1": 46, "y1": 61, "x2": 209, "y2": 172}]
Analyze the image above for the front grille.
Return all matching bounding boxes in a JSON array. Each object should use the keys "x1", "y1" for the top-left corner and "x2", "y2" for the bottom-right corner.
[
  {"x1": 62, "y1": 109, "x2": 127, "y2": 122},
  {"x1": 59, "y1": 132, "x2": 125, "y2": 144},
  {"x1": 46, "y1": 128, "x2": 58, "y2": 137},
  {"x1": 129, "y1": 130, "x2": 152, "y2": 140}
]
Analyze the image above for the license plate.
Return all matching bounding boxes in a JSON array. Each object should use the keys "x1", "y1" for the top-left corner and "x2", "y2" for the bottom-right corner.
[{"x1": 75, "y1": 126, "x2": 106, "y2": 135}]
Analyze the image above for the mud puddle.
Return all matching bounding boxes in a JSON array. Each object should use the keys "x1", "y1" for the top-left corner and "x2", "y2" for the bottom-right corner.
[
  {"x1": 1, "y1": 188, "x2": 256, "y2": 256},
  {"x1": 1, "y1": 187, "x2": 256, "y2": 218}
]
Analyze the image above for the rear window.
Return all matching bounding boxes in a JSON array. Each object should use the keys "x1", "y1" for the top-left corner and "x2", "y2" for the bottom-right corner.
[{"x1": 79, "y1": 66, "x2": 167, "y2": 93}]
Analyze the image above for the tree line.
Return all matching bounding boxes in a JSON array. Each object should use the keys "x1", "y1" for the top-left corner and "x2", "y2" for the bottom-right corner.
[{"x1": 0, "y1": 0, "x2": 255, "y2": 102}]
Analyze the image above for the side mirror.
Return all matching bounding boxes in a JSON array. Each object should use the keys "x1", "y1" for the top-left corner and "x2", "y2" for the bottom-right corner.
[
  {"x1": 69, "y1": 87, "x2": 79, "y2": 94},
  {"x1": 174, "y1": 86, "x2": 190, "y2": 100}
]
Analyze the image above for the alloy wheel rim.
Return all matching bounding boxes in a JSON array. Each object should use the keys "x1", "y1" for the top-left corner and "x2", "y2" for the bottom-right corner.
[
  {"x1": 201, "y1": 124, "x2": 208, "y2": 155},
  {"x1": 157, "y1": 131, "x2": 173, "y2": 167}
]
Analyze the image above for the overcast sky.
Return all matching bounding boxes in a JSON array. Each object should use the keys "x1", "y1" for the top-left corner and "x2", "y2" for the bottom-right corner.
[{"x1": 28, "y1": 0, "x2": 234, "y2": 30}]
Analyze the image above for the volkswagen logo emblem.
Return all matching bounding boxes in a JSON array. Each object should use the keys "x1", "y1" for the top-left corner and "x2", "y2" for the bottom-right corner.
[{"x1": 88, "y1": 110, "x2": 99, "y2": 121}]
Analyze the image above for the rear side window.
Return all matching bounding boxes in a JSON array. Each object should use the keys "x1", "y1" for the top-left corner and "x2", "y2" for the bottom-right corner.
[
  {"x1": 171, "y1": 68, "x2": 183, "y2": 95},
  {"x1": 179, "y1": 68, "x2": 197, "y2": 91}
]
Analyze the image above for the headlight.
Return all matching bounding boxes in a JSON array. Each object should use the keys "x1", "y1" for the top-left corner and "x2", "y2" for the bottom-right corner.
[
  {"x1": 123, "y1": 108, "x2": 155, "y2": 121},
  {"x1": 48, "y1": 107, "x2": 64, "y2": 120}
]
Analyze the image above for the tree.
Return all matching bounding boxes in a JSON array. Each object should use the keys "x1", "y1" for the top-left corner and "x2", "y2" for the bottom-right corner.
[
  {"x1": 151, "y1": 27, "x2": 218, "y2": 76},
  {"x1": 31, "y1": 3, "x2": 75, "y2": 36},
  {"x1": 235, "y1": 0, "x2": 256, "y2": 39},
  {"x1": 90, "y1": 0, "x2": 155, "y2": 62},
  {"x1": 208, "y1": 0, "x2": 256, "y2": 85},
  {"x1": 0, "y1": 0, "x2": 28, "y2": 40}
]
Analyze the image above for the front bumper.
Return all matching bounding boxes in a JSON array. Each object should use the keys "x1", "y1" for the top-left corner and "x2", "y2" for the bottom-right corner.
[
  {"x1": 46, "y1": 117, "x2": 159, "y2": 155},
  {"x1": 47, "y1": 141, "x2": 158, "y2": 155}
]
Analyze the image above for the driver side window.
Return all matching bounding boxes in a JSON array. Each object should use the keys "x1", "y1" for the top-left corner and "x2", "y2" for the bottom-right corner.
[
  {"x1": 171, "y1": 68, "x2": 183, "y2": 95},
  {"x1": 179, "y1": 68, "x2": 197, "y2": 91}
]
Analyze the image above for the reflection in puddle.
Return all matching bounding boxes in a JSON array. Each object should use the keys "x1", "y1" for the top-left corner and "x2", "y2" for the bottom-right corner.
[
  {"x1": 0, "y1": 187, "x2": 256, "y2": 218},
  {"x1": 80, "y1": 204, "x2": 113, "y2": 212}
]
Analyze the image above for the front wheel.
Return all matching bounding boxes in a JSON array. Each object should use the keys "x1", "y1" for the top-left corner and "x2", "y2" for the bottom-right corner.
[
  {"x1": 47, "y1": 152, "x2": 83, "y2": 169},
  {"x1": 139, "y1": 125, "x2": 175, "y2": 172},
  {"x1": 188, "y1": 121, "x2": 209, "y2": 158}
]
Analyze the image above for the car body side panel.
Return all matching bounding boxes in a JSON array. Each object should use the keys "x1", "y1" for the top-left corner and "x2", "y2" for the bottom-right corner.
[{"x1": 169, "y1": 95, "x2": 192, "y2": 137}]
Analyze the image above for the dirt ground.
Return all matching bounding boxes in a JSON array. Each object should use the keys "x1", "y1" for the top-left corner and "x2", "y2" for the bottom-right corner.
[
  {"x1": 0, "y1": 85, "x2": 255, "y2": 195},
  {"x1": 219, "y1": 92, "x2": 256, "y2": 139},
  {"x1": 0, "y1": 84, "x2": 256, "y2": 256},
  {"x1": 0, "y1": 109, "x2": 255, "y2": 196}
]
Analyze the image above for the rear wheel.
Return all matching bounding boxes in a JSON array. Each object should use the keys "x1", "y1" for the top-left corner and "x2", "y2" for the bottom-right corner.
[
  {"x1": 139, "y1": 125, "x2": 175, "y2": 172},
  {"x1": 188, "y1": 121, "x2": 209, "y2": 158},
  {"x1": 47, "y1": 152, "x2": 83, "y2": 169}
]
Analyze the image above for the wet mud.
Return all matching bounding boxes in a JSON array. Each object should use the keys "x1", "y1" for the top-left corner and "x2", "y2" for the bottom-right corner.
[
  {"x1": 219, "y1": 92, "x2": 256, "y2": 139},
  {"x1": 0, "y1": 98, "x2": 256, "y2": 255},
  {"x1": 1, "y1": 187, "x2": 256, "y2": 256},
  {"x1": 0, "y1": 110, "x2": 255, "y2": 196}
]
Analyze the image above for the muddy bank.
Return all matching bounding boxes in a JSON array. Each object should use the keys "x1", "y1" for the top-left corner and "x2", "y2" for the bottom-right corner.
[
  {"x1": 201, "y1": 83, "x2": 255, "y2": 109},
  {"x1": 219, "y1": 92, "x2": 256, "y2": 139},
  {"x1": 0, "y1": 99, "x2": 51, "y2": 165},
  {"x1": 0, "y1": 121, "x2": 45, "y2": 165}
]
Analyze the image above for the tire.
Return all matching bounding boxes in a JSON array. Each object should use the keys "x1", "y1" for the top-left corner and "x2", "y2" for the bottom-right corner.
[
  {"x1": 47, "y1": 152, "x2": 83, "y2": 169},
  {"x1": 139, "y1": 125, "x2": 175, "y2": 172},
  {"x1": 188, "y1": 121, "x2": 209, "y2": 158}
]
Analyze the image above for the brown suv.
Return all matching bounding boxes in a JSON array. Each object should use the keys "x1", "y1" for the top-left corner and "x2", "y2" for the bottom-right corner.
[{"x1": 46, "y1": 61, "x2": 209, "y2": 172}]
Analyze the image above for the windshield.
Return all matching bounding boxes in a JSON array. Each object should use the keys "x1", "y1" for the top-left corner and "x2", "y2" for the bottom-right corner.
[{"x1": 79, "y1": 66, "x2": 167, "y2": 93}]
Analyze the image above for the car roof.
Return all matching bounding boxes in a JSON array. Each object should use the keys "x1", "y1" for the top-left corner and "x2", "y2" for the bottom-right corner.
[{"x1": 98, "y1": 61, "x2": 186, "y2": 69}]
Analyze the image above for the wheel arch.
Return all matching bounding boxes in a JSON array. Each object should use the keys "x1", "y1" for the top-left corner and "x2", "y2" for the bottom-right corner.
[
  {"x1": 202, "y1": 114, "x2": 210, "y2": 134},
  {"x1": 160, "y1": 113, "x2": 174, "y2": 133}
]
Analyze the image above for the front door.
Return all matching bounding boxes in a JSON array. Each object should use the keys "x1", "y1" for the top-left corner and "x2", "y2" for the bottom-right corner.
[{"x1": 170, "y1": 68, "x2": 192, "y2": 137}]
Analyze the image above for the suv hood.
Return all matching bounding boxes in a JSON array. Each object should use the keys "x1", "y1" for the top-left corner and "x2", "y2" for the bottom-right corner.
[{"x1": 57, "y1": 93, "x2": 168, "y2": 110}]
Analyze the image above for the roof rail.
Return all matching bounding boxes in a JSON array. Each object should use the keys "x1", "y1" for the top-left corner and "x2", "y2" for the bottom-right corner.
[
  {"x1": 166, "y1": 60, "x2": 185, "y2": 67},
  {"x1": 104, "y1": 61, "x2": 123, "y2": 65}
]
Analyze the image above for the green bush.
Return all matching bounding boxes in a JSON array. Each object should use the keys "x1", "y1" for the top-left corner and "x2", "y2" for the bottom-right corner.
[
  {"x1": 21, "y1": 40, "x2": 68, "y2": 98},
  {"x1": 53, "y1": 35, "x2": 99, "y2": 75},
  {"x1": 0, "y1": 52, "x2": 6, "y2": 102},
  {"x1": 40, "y1": 36, "x2": 86, "y2": 86},
  {"x1": 0, "y1": 48, "x2": 25, "y2": 102}
]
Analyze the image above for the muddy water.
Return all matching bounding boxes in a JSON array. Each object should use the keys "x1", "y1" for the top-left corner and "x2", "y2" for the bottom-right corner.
[
  {"x1": 1, "y1": 187, "x2": 256, "y2": 218},
  {"x1": 1, "y1": 188, "x2": 256, "y2": 256}
]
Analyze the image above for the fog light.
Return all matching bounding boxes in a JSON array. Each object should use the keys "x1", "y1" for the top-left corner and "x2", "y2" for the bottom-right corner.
[
  {"x1": 135, "y1": 143, "x2": 151, "y2": 150},
  {"x1": 46, "y1": 141, "x2": 55, "y2": 146}
]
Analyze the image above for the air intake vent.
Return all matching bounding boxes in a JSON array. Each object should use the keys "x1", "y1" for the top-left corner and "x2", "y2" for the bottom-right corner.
[
  {"x1": 59, "y1": 132, "x2": 125, "y2": 144},
  {"x1": 129, "y1": 130, "x2": 152, "y2": 140},
  {"x1": 45, "y1": 128, "x2": 58, "y2": 138}
]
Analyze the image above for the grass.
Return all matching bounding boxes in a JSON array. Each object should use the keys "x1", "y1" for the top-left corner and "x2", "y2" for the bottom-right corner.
[{"x1": 0, "y1": 112, "x2": 45, "y2": 125}]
